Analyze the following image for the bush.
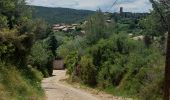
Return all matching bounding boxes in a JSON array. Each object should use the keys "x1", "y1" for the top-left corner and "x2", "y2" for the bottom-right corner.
[
  {"x1": 97, "y1": 61, "x2": 114, "y2": 88},
  {"x1": 0, "y1": 28, "x2": 32, "y2": 66},
  {"x1": 57, "y1": 36, "x2": 87, "y2": 58},
  {"x1": 118, "y1": 48, "x2": 164, "y2": 98},
  {"x1": 0, "y1": 62, "x2": 45, "y2": 100},
  {"x1": 28, "y1": 40, "x2": 53, "y2": 77},
  {"x1": 139, "y1": 66, "x2": 164, "y2": 100},
  {"x1": 79, "y1": 55, "x2": 97, "y2": 86},
  {"x1": 97, "y1": 57, "x2": 126, "y2": 88},
  {"x1": 64, "y1": 52, "x2": 79, "y2": 76}
]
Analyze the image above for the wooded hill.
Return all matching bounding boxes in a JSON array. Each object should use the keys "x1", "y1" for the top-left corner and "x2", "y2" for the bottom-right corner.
[{"x1": 31, "y1": 6, "x2": 95, "y2": 24}]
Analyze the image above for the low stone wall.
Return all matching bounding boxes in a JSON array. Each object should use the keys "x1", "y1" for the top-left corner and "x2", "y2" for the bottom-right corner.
[{"x1": 53, "y1": 59, "x2": 64, "y2": 70}]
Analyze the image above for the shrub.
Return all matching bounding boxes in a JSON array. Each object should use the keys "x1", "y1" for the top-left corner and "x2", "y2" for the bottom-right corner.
[
  {"x1": 28, "y1": 40, "x2": 53, "y2": 77},
  {"x1": 0, "y1": 62, "x2": 45, "y2": 100},
  {"x1": 79, "y1": 55, "x2": 97, "y2": 86},
  {"x1": 57, "y1": 36, "x2": 87, "y2": 58},
  {"x1": 64, "y1": 52, "x2": 79, "y2": 75},
  {"x1": 118, "y1": 48, "x2": 164, "y2": 98},
  {"x1": 62, "y1": 20, "x2": 164, "y2": 99},
  {"x1": 0, "y1": 28, "x2": 34, "y2": 67},
  {"x1": 97, "y1": 61, "x2": 114, "y2": 88},
  {"x1": 138, "y1": 66, "x2": 164, "y2": 100},
  {"x1": 97, "y1": 57, "x2": 126, "y2": 88}
]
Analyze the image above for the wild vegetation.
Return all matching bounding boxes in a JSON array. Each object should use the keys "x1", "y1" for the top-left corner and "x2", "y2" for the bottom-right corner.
[
  {"x1": 0, "y1": 0, "x2": 169, "y2": 99},
  {"x1": 0, "y1": 0, "x2": 57, "y2": 99},
  {"x1": 56, "y1": 1, "x2": 169, "y2": 100}
]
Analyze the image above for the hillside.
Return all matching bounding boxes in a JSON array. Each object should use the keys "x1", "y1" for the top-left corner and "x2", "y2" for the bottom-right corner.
[{"x1": 31, "y1": 6, "x2": 95, "y2": 24}]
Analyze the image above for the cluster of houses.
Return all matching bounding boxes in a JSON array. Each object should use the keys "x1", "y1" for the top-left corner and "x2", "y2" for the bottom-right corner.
[
  {"x1": 52, "y1": 23, "x2": 78, "y2": 32},
  {"x1": 128, "y1": 33, "x2": 144, "y2": 41}
]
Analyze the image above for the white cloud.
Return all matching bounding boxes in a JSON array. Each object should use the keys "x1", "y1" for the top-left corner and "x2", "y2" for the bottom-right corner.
[
  {"x1": 114, "y1": 0, "x2": 153, "y2": 12},
  {"x1": 26, "y1": 0, "x2": 152, "y2": 12}
]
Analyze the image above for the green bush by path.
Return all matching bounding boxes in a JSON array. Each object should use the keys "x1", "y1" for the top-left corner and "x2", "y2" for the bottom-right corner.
[
  {"x1": 79, "y1": 55, "x2": 97, "y2": 86},
  {"x1": 0, "y1": 62, "x2": 45, "y2": 100},
  {"x1": 28, "y1": 40, "x2": 53, "y2": 77},
  {"x1": 64, "y1": 33, "x2": 164, "y2": 99},
  {"x1": 65, "y1": 52, "x2": 79, "y2": 76},
  {"x1": 59, "y1": 8, "x2": 166, "y2": 99}
]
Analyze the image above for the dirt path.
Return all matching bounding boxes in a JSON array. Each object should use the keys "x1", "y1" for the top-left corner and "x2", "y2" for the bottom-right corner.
[
  {"x1": 42, "y1": 70, "x2": 99, "y2": 100},
  {"x1": 42, "y1": 70, "x2": 131, "y2": 100}
]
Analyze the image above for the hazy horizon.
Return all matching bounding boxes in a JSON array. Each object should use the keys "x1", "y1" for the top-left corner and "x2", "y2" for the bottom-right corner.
[{"x1": 26, "y1": 0, "x2": 153, "y2": 13}]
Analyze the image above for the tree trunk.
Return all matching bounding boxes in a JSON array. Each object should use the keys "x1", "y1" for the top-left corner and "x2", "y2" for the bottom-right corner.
[{"x1": 164, "y1": 14, "x2": 170, "y2": 100}]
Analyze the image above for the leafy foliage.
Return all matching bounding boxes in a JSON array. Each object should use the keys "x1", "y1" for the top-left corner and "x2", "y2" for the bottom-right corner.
[
  {"x1": 79, "y1": 55, "x2": 97, "y2": 86},
  {"x1": 0, "y1": 62, "x2": 44, "y2": 100},
  {"x1": 85, "y1": 10, "x2": 114, "y2": 44},
  {"x1": 28, "y1": 40, "x2": 53, "y2": 77},
  {"x1": 57, "y1": 35, "x2": 87, "y2": 58},
  {"x1": 48, "y1": 34, "x2": 58, "y2": 58},
  {"x1": 62, "y1": 9, "x2": 165, "y2": 100},
  {"x1": 64, "y1": 52, "x2": 79, "y2": 76},
  {"x1": 0, "y1": 0, "x2": 53, "y2": 99}
]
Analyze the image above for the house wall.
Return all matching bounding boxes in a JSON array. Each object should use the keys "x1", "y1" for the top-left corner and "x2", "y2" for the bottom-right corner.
[{"x1": 53, "y1": 59, "x2": 65, "y2": 70}]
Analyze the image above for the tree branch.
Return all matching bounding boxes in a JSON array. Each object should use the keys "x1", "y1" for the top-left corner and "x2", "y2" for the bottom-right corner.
[{"x1": 150, "y1": 0, "x2": 168, "y2": 29}]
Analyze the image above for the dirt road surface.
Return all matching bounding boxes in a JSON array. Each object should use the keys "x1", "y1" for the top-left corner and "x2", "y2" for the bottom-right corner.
[
  {"x1": 42, "y1": 70, "x2": 99, "y2": 100},
  {"x1": 42, "y1": 70, "x2": 131, "y2": 100}
]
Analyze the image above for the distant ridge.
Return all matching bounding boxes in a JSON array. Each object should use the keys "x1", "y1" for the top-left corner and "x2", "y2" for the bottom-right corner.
[{"x1": 31, "y1": 6, "x2": 95, "y2": 24}]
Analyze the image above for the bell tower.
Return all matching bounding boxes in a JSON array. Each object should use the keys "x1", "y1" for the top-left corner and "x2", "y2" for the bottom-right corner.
[{"x1": 120, "y1": 7, "x2": 123, "y2": 14}]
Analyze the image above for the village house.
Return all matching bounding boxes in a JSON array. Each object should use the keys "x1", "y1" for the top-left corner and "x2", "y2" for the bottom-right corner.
[{"x1": 52, "y1": 23, "x2": 78, "y2": 32}]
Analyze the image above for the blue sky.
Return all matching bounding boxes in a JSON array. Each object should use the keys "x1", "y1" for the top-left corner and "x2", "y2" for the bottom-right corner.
[{"x1": 26, "y1": 0, "x2": 153, "y2": 12}]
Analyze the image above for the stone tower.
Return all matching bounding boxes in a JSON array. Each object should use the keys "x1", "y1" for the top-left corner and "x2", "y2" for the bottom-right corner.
[{"x1": 120, "y1": 7, "x2": 123, "y2": 14}]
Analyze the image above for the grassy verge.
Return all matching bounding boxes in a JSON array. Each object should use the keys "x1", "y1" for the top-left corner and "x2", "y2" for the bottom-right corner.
[
  {"x1": 103, "y1": 86, "x2": 136, "y2": 99},
  {"x1": 64, "y1": 77, "x2": 133, "y2": 99},
  {"x1": 0, "y1": 63, "x2": 45, "y2": 100}
]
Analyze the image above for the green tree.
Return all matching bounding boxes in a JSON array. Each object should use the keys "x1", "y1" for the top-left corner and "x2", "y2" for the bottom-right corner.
[
  {"x1": 85, "y1": 10, "x2": 108, "y2": 44},
  {"x1": 148, "y1": 1, "x2": 170, "y2": 99},
  {"x1": 34, "y1": 19, "x2": 49, "y2": 40},
  {"x1": 28, "y1": 40, "x2": 53, "y2": 77},
  {"x1": 48, "y1": 34, "x2": 58, "y2": 58},
  {"x1": 140, "y1": 10, "x2": 167, "y2": 47}
]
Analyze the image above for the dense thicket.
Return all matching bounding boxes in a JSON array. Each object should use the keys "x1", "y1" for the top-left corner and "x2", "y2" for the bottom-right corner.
[
  {"x1": 0, "y1": 0, "x2": 56, "y2": 74},
  {"x1": 0, "y1": 0, "x2": 56, "y2": 99},
  {"x1": 58, "y1": 7, "x2": 167, "y2": 99},
  {"x1": 0, "y1": 0, "x2": 168, "y2": 99},
  {"x1": 0, "y1": 62, "x2": 44, "y2": 100}
]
